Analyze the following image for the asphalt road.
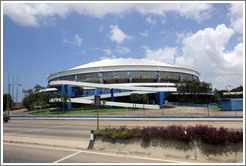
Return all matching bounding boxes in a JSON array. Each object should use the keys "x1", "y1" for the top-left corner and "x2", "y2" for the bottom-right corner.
[
  {"x1": 3, "y1": 118, "x2": 243, "y2": 163},
  {"x1": 3, "y1": 143, "x2": 175, "y2": 163}
]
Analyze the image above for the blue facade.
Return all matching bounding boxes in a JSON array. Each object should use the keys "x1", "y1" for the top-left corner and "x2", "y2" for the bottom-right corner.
[
  {"x1": 57, "y1": 84, "x2": 175, "y2": 109},
  {"x1": 220, "y1": 98, "x2": 243, "y2": 111},
  {"x1": 156, "y1": 92, "x2": 172, "y2": 108}
]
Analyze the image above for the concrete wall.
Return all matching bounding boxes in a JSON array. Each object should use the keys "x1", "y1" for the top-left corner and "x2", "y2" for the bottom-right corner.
[{"x1": 92, "y1": 136, "x2": 243, "y2": 163}]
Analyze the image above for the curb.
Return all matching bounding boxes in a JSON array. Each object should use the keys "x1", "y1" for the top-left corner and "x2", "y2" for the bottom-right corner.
[
  {"x1": 88, "y1": 130, "x2": 95, "y2": 149},
  {"x1": 10, "y1": 115, "x2": 243, "y2": 118},
  {"x1": 9, "y1": 117, "x2": 243, "y2": 122}
]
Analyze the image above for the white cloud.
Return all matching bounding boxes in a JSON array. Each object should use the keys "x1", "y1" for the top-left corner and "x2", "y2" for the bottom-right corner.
[
  {"x1": 139, "y1": 30, "x2": 149, "y2": 37},
  {"x1": 213, "y1": 75, "x2": 243, "y2": 90},
  {"x1": 74, "y1": 34, "x2": 82, "y2": 46},
  {"x1": 100, "y1": 54, "x2": 117, "y2": 60},
  {"x1": 3, "y1": 3, "x2": 39, "y2": 26},
  {"x1": 98, "y1": 25, "x2": 104, "y2": 32},
  {"x1": 144, "y1": 46, "x2": 177, "y2": 65},
  {"x1": 3, "y1": 3, "x2": 212, "y2": 27},
  {"x1": 62, "y1": 34, "x2": 82, "y2": 46},
  {"x1": 62, "y1": 36, "x2": 70, "y2": 44},
  {"x1": 228, "y1": 3, "x2": 243, "y2": 33},
  {"x1": 109, "y1": 25, "x2": 133, "y2": 44},
  {"x1": 175, "y1": 24, "x2": 243, "y2": 89},
  {"x1": 135, "y1": 3, "x2": 212, "y2": 22},
  {"x1": 146, "y1": 16, "x2": 156, "y2": 24},
  {"x1": 115, "y1": 46, "x2": 131, "y2": 54},
  {"x1": 103, "y1": 49, "x2": 112, "y2": 55}
]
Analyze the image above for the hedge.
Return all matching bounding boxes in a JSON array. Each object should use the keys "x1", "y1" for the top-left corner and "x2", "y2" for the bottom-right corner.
[{"x1": 95, "y1": 125, "x2": 243, "y2": 145}]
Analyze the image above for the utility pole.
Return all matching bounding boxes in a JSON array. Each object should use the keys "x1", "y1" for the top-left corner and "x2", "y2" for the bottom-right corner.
[
  {"x1": 11, "y1": 76, "x2": 14, "y2": 109},
  {"x1": 7, "y1": 75, "x2": 9, "y2": 115},
  {"x1": 16, "y1": 76, "x2": 18, "y2": 105}
]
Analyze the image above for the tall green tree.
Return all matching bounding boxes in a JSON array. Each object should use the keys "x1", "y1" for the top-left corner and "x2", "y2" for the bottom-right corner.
[
  {"x1": 230, "y1": 86, "x2": 243, "y2": 92},
  {"x1": 49, "y1": 93, "x2": 71, "y2": 113},
  {"x1": 130, "y1": 93, "x2": 140, "y2": 108},
  {"x1": 3, "y1": 94, "x2": 13, "y2": 111},
  {"x1": 175, "y1": 80, "x2": 212, "y2": 104},
  {"x1": 22, "y1": 84, "x2": 49, "y2": 110},
  {"x1": 140, "y1": 94, "x2": 149, "y2": 110}
]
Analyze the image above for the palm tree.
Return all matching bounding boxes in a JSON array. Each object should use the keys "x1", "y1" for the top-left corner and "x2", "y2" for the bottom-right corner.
[
  {"x1": 176, "y1": 80, "x2": 212, "y2": 104},
  {"x1": 140, "y1": 94, "x2": 149, "y2": 110},
  {"x1": 130, "y1": 93, "x2": 140, "y2": 108},
  {"x1": 49, "y1": 93, "x2": 70, "y2": 113},
  {"x1": 102, "y1": 99, "x2": 108, "y2": 108}
]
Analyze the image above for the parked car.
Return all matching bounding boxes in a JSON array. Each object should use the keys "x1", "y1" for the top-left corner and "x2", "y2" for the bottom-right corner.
[{"x1": 3, "y1": 113, "x2": 10, "y2": 123}]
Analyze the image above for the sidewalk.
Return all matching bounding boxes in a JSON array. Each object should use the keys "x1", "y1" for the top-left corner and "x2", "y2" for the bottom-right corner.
[{"x1": 3, "y1": 135, "x2": 89, "y2": 149}]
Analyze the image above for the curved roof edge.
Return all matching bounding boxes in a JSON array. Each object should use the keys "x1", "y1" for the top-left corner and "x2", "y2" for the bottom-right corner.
[{"x1": 69, "y1": 58, "x2": 178, "y2": 70}]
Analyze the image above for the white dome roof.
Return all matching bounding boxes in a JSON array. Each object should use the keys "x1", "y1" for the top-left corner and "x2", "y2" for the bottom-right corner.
[{"x1": 69, "y1": 58, "x2": 177, "y2": 70}]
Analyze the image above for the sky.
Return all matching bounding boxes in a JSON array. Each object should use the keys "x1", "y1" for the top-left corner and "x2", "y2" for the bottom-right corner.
[{"x1": 2, "y1": 1, "x2": 245, "y2": 102}]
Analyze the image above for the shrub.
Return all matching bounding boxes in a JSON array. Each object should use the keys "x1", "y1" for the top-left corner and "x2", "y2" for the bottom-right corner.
[{"x1": 95, "y1": 125, "x2": 243, "y2": 145}]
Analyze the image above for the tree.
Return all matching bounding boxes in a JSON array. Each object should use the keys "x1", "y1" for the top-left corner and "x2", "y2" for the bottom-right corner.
[
  {"x1": 175, "y1": 80, "x2": 212, "y2": 104},
  {"x1": 102, "y1": 99, "x2": 108, "y2": 108},
  {"x1": 49, "y1": 93, "x2": 71, "y2": 113},
  {"x1": 22, "y1": 85, "x2": 50, "y2": 110},
  {"x1": 230, "y1": 86, "x2": 243, "y2": 92},
  {"x1": 130, "y1": 93, "x2": 140, "y2": 108},
  {"x1": 3, "y1": 94, "x2": 13, "y2": 111},
  {"x1": 140, "y1": 94, "x2": 149, "y2": 110},
  {"x1": 33, "y1": 84, "x2": 45, "y2": 93}
]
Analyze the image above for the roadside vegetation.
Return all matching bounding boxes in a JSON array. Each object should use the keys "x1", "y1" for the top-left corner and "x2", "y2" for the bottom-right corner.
[
  {"x1": 31, "y1": 107, "x2": 143, "y2": 115},
  {"x1": 174, "y1": 80, "x2": 243, "y2": 104},
  {"x1": 95, "y1": 125, "x2": 243, "y2": 145}
]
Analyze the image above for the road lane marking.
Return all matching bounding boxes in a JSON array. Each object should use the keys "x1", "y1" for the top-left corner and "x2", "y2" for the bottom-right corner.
[
  {"x1": 53, "y1": 151, "x2": 82, "y2": 163},
  {"x1": 3, "y1": 143, "x2": 185, "y2": 163}
]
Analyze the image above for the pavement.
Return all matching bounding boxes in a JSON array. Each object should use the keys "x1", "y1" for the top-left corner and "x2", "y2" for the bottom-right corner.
[
  {"x1": 4, "y1": 135, "x2": 89, "y2": 149},
  {"x1": 3, "y1": 112, "x2": 244, "y2": 163}
]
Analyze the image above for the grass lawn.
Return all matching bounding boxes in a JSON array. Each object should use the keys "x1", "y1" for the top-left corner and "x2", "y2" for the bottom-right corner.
[
  {"x1": 211, "y1": 107, "x2": 221, "y2": 111},
  {"x1": 31, "y1": 107, "x2": 144, "y2": 115}
]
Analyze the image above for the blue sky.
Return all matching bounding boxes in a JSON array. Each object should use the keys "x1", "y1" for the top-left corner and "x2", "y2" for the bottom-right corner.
[{"x1": 2, "y1": 2, "x2": 244, "y2": 102}]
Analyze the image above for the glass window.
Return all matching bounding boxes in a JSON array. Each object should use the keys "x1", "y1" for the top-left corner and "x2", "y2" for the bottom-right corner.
[
  {"x1": 77, "y1": 73, "x2": 99, "y2": 80},
  {"x1": 103, "y1": 71, "x2": 128, "y2": 79},
  {"x1": 182, "y1": 73, "x2": 193, "y2": 81},
  {"x1": 59, "y1": 75, "x2": 74, "y2": 81},
  {"x1": 160, "y1": 72, "x2": 179, "y2": 79},
  {"x1": 131, "y1": 71, "x2": 157, "y2": 78}
]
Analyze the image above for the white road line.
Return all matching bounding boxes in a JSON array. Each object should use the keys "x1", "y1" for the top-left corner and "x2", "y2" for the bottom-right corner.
[
  {"x1": 3, "y1": 143, "x2": 184, "y2": 163},
  {"x1": 53, "y1": 151, "x2": 82, "y2": 163}
]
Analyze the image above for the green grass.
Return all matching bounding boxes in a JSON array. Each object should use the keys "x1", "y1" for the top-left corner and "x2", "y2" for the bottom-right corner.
[
  {"x1": 211, "y1": 107, "x2": 221, "y2": 111},
  {"x1": 31, "y1": 107, "x2": 144, "y2": 115}
]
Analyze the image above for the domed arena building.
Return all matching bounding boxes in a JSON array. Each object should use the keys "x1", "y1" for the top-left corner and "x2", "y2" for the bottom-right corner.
[{"x1": 47, "y1": 58, "x2": 200, "y2": 109}]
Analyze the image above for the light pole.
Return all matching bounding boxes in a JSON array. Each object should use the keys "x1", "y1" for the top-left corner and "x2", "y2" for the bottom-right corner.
[
  {"x1": 7, "y1": 83, "x2": 22, "y2": 114},
  {"x1": 226, "y1": 85, "x2": 231, "y2": 91}
]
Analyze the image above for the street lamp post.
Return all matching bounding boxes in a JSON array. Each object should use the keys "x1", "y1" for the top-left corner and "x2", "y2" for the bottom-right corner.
[
  {"x1": 7, "y1": 83, "x2": 22, "y2": 115},
  {"x1": 226, "y1": 85, "x2": 231, "y2": 91}
]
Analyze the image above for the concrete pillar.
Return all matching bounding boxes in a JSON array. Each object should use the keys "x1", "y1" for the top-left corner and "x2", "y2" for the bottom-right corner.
[
  {"x1": 110, "y1": 89, "x2": 114, "y2": 101},
  {"x1": 156, "y1": 92, "x2": 172, "y2": 108},
  {"x1": 129, "y1": 72, "x2": 132, "y2": 83},
  {"x1": 179, "y1": 73, "x2": 182, "y2": 81},
  {"x1": 61, "y1": 85, "x2": 66, "y2": 94},
  {"x1": 66, "y1": 85, "x2": 72, "y2": 110},
  {"x1": 110, "y1": 89, "x2": 114, "y2": 108},
  {"x1": 157, "y1": 71, "x2": 160, "y2": 82},
  {"x1": 156, "y1": 92, "x2": 165, "y2": 108},
  {"x1": 99, "y1": 73, "x2": 103, "y2": 84}
]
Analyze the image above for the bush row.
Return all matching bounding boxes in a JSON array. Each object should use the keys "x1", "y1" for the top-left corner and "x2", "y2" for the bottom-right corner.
[{"x1": 95, "y1": 125, "x2": 243, "y2": 145}]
